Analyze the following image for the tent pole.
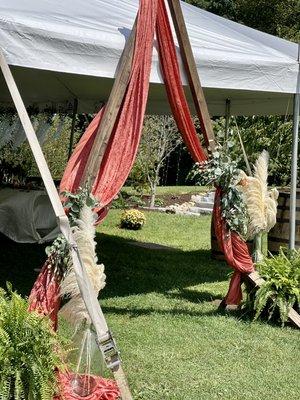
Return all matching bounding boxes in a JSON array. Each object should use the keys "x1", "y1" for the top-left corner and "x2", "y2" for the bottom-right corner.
[
  {"x1": 224, "y1": 98, "x2": 231, "y2": 142},
  {"x1": 289, "y1": 44, "x2": 300, "y2": 250},
  {"x1": 68, "y1": 98, "x2": 78, "y2": 159},
  {"x1": 289, "y1": 93, "x2": 300, "y2": 249}
]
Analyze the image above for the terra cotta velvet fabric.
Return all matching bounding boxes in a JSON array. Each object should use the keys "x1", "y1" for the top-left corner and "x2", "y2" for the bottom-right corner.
[{"x1": 213, "y1": 187, "x2": 255, "y2": 304}]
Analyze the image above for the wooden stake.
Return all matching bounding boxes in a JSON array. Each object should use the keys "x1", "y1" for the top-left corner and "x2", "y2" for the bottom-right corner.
[
  {"x1": 167, "y1": 0, "x2": 216, "y2": 152},
  {"x1": 80, "y1": 20, "x2": 137, "y2": 189},
  {"x1": 113, "y1": 365, "x2": 133, "y2": 400}
]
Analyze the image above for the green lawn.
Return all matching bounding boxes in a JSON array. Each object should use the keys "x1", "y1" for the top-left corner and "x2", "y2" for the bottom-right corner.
[
  {"x1": 122, "y1": 185, "x2": 208, "y2": 196},
  {"x1": 97, "y1": 211, "x2": 300, "y2": 400},
  {"x1": 0, "y1": 211, "x2": 299, "y2": 399}
]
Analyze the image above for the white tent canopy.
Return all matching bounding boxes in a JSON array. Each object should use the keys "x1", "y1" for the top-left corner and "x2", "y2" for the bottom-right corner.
[{"x1": 0, "y1": 0, "x2": 299, "y2": 116}]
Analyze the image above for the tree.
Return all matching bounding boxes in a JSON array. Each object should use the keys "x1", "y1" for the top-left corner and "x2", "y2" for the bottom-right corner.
[
  {"x1": 131, "y1": 115, "x2": 182, "y2": 207},
  {"x1": 0, "y1": 114, "x2": 80, "y2": 181},
  {"x1": 184, "y1": 0, "x2": 300, "y2": 42},
  {"x1": 213, "y1": 115, "x2": 295, "y2": 186}
]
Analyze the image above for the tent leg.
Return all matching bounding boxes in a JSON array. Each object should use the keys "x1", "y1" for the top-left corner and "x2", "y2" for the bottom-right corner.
[
  {"x1": 68, "y1": 98, "x2": 78, "y2": 159},
  {"x1": 289, "y1": 92, "x2": 300, "y2": 250},
  {"x1": 0, "y1": 48, "x2": 133, "y2": 399},
  {"x1": 224, "y1": 98, "x2": 231, "y2": 142}
]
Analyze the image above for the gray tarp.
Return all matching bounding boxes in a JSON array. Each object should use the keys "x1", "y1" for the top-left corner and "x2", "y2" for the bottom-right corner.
[{"x1": 0, "y1": 188, "x2": 59, "y2": 243}]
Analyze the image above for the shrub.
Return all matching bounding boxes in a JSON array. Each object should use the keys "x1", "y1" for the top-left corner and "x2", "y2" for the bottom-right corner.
[
  {"x1": 128, "y1": 195, "x2": 146, "y2": 207},
  {"x1": 154, "y1": 198, "x2": 165, "y2": 207},
  {"x1": 120, "y1": 209, "x2": 146, "y2": 230},
  {"x1": 0, "y1": 286, "x2": 65, "y2": 399},
  {"x1": 111, "y1": 193, "x2": 129, "y2": 210},
  {"x1": 250, "y1": 248, "x2": 300, "y2": 325}
]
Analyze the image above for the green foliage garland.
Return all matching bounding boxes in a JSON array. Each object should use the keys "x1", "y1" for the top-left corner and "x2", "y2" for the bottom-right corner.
[
  {"x1": 62, "y1": 185, "x2": 98, "y2": 226},
  {"x1": 190, "y1": 150, "x2": 249, "y2": 238}
]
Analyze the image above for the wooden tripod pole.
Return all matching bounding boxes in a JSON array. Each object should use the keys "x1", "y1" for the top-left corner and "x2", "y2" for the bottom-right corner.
[
  {"x1": 167, "y1": 0, "x2": 216, "y2": 152},
  {"x1": 80, "y1": 20, "x2": 137, "y2": 191}
]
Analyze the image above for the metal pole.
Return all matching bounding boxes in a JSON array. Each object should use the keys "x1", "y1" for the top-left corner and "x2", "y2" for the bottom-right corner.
[
  {"x1": 290, "y1": 94, "x2": 300, "y2": 249},
  {"x1": 224, "y1": 98, "x2": 231, "y2": 142},
  {"x1": 68, "y1": 98, "x2": 78, "y2": 159},
  {"x1": 289, "y1": 44, "x2": 300, "y2": 250}
]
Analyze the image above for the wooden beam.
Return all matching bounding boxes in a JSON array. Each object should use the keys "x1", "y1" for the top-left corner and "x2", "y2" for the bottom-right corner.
[
  {"x1": 219, "y1": 270, "x2": 300, "y2": 328},
  {"x1": 80, "y1": 20, "x2": 137, "y2": 189},
  {"x1": 167, "y1": 0, "x2": 216, "y2": 152},
  {"x1": 0, "y1": 48, "x2": 133, "y2": 400}
]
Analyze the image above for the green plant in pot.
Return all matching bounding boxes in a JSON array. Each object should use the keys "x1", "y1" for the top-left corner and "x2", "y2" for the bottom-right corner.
[
  {"x1": 0, "y1": 286, "x2": 66, "y2": 399},
  {"x1": 251, "y1": 248, "x2": 300, "y2": 325}
]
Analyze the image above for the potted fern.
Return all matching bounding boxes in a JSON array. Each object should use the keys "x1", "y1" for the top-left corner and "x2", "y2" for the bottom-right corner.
[
  {"x1": 250, "y1": 248, "x2": 300, "y2": 325},
  {"x1": 0, "y1": 286, "x2": 66, "y2": 399}
]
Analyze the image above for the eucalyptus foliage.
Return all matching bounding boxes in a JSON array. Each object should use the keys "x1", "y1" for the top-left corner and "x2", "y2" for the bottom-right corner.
[
  {"x1": 252, "y1": 248, "x2": 300, "y2": 325},
  {"x1": 45, "y1": 234, "x2": 71, "y2": 279},
  {"x1": 45, "y1": 186, "x2": 98, "y2": 277},
  {"x1": 190, "y1": 150, "x2": 249, "y2": 238},
  {"x1": 62, "y1": 186, "x2": 98, "y2": 226},
  {"x1": 0, "y1": 286, "x2": 65, "y2": 400}
]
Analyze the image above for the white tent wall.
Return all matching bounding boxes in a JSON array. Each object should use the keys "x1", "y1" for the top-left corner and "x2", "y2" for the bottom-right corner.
[{"x1": 0, "y1": 0, "x2": 299, "y2": 115}]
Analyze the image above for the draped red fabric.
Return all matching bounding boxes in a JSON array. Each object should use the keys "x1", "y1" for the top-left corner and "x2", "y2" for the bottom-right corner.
[
  {"x1": 54, "y1": 372, "x2": 119, "y2": 400},
  {"x1": 156, "y1": 0, "x2": 207, "y2": 163},
  {"x1": 60, "y1": 108, "x2": 104, "y2": 196},
  {"x1": 60, "y1": 0, "x2": 208, "y2": 213},
  {"x1": 213, "y1": 187, "x2": 255, "y2": 304},
  {"x1": 28, "y1": 264, "x2": 61, "y2": 331},
  {"x1": 60, "y1": 0, "x2": 158, "y2": 210},
  {"x1": 59, "y1": 0, "x2": 251, "y2": 304}
]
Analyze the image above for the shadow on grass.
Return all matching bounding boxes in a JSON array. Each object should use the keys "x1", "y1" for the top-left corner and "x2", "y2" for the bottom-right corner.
[
  {"x1": 0, "y1": 234, "x2": 46, "y2": 296},
  {"x1": 97, "y1": 232, "x2": 230, "y2": 300},
  {"x1": 101, "y1": 305, "x2": 221, "y2": 319},
  {"x1": 167, "y1": 288, "x2": 222, "y2": 304},
  {"x1": 0, "y1": 232, "x2": 230, "y2": 304}
]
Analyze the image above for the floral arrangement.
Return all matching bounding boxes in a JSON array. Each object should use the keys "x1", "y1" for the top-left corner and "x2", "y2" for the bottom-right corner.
[
  {"x1": 120, "y1": 209, "x2": 146, "y2": 230},
  {"x1": 190, "y1": 150, "x2": 249, "y2": 239}
]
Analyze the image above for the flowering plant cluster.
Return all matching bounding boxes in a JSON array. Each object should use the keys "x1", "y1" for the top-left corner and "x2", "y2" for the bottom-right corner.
[{"x1": 120, "y1": 209, "x2": 146, "y2": 230}]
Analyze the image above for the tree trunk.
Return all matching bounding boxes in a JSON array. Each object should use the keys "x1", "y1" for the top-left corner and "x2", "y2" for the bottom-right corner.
[{"x1": 149, "y1": 183, "x2": 157, "y2": 208}]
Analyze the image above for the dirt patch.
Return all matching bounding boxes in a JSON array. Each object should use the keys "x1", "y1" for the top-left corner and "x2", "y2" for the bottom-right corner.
[{"x1": 142, "y1": 193, "x2": 195, "y2": 207}]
